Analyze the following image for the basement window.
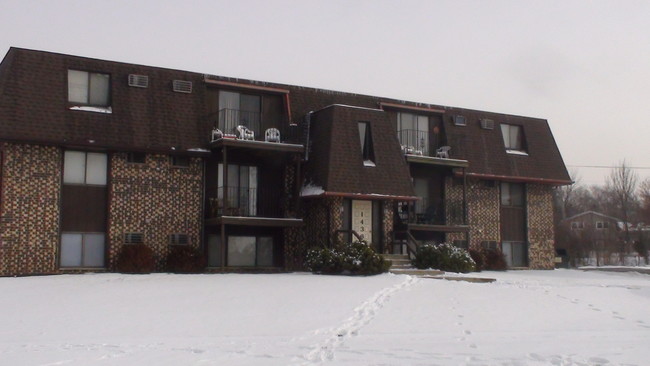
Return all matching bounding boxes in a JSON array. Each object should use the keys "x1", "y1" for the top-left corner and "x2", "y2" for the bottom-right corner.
[
  {"x1": 68, "y1": 69, "x2": 112, "y2": 113},
  {"x1": 358, "y1": 122, "x2": 376, "y2": 166}
]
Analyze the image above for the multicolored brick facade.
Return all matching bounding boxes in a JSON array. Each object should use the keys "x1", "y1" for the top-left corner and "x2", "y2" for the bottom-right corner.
[
  {"x1": 445, "y1": 177, "x2": 556, "y2": 269},
  {"x1": 526, "y1": 184, "x2": 555, "y2": 269},
  {"x1": 108, "y1": 153, "x2": 203, "y2": 271},
  {"x1": 0, "y1": 143, "x2": 61, "y2": 276}
]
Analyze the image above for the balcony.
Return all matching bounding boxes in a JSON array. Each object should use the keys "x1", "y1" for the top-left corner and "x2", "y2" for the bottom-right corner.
[
  {"x1": 205, "y1": 185, "x2": 302, "y2": 227},
  {"x1": 397, "y1": 129, "x2": 468, "y2": 168},
  {"x1": 209, "y1": 109, "x2": 301, "y2": 145},
  {"x1": 399, "y1": 199, "x2": 468, "y2": 232}
]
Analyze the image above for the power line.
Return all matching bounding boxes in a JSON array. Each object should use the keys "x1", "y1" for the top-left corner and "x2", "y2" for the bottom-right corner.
[{"x1": 567, "y1": 165, "x2": 650, "y2": 170}]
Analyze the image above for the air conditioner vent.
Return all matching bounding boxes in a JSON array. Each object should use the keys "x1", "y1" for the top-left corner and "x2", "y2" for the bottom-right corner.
[
  {"x1": 124, "y1": 233, "x2": 144, "y2": 244},
  {"x1": 172, "y1": 80, "x2": 193, "y2": 93},
  {"x1": 480, "y1": 118, "x2": 494, "y2": 130},
  {"x1": 128, "y1": 74, "x2": 149, "y2": 88},
  {"x1": 170, "y1": 234, "x2": 189, "y2": 245},
  {"x1": 453, "y1": 115, "x2": 466, "y2": 126}
]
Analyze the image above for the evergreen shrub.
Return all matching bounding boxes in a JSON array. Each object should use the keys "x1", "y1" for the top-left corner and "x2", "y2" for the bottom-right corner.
[
  {"x1": 411, "y1": 243, "x2": 475, "y2": 273},
  {"x1": 166, "y1": 245, "x2": 207, "y2": 273},
  {"x1": 305, "y1": 241, "x2": 391, "y2": 275},
  {"x1": 116, "y1": 243, "x2": 155, "y2": 274}
]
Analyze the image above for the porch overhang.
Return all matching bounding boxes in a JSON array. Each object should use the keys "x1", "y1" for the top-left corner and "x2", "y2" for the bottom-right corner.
[
  {"x1": 205, "y1": 216, "x2": 304, "y2": 227},
  {"x1": 301, "y1": 191, "x2": 419, "y2": 201},
  {"x1": 209, "y1": 138, "x2": 304, "y2": 153},
  {"x1": 405, "y1": 154, "x2": 469, "y2": 168},
  {"x1": 458, "y1": 172, "x2": 572, "y2": 185},
  {"x1": 408, "y1": 224, "x2": 470, "y2": 233}
]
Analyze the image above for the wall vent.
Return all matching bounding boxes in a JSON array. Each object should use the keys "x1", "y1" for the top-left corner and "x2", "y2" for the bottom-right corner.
[
  {"x1": 128, "y1": 74, "x2": 149, "y2": 88},
  {"x1": 453, "y1": 115, "x2": 466, "y2": 126},
  {"x1": 172, "y1": 80, "x2": 193, "y2": 93},
  {"x1": 480, "y1": 118, "x2": 494, "y2": 130},
  {"x1": 170, "y1": 234, "x2": 189, "y2": 245},
  {"x1": 124, "y1": 233, "x2": 144, "y2": 244}
]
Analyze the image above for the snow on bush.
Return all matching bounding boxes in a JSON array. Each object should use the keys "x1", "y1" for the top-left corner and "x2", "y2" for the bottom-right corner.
[
  {"x1": 305, "y1": 241, "x2": 391, "y2": 275},
  {"x1": 412, "y1": 242, "x2": 475, "y2": 273}
]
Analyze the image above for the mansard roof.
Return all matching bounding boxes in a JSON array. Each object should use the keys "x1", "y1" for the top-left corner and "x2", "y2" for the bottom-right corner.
[{"x1": 0, "y1": 47, "x2": 570, "y2": 184}]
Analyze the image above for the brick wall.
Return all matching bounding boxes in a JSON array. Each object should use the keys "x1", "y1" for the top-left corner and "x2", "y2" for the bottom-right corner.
[
  {"x1": 108, "y1": 153, "x2": 203, "y2": 270},
  {"x1": 446, "y1": 177, "x2": 500, "y2": 248},
  {"x1": 527, "y1": 184, "x2": 555, "y2": 269},
  {"x1": 0, "y1": 143, "x2": 61, "y2": 276}
]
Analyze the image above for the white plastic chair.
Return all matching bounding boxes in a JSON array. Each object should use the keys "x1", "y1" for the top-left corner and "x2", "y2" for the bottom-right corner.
[
  {"x1": 236, "y1": 125, "x2": 255, "y2": 140},
  {"x1": 436, "y1": 146, "x2": 451, "y2": 158},
  {"x1": 265, "y1": 128, "x2": 281, "y2": 143},
  {"x1": 211, "y1": 128, "x2": 223, "y2": 142}
]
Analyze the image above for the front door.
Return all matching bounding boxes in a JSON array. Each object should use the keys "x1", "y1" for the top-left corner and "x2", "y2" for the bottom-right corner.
[{"x1": 352, "y1": 200, "x2": 372, "y2": 243}]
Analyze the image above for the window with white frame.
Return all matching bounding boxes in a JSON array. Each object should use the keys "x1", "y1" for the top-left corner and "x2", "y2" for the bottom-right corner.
[
  {"x1": 63, "y1": 151, "x2": 107, "y2": 186},
  {"x1": 500, "y1": 124, "x2": 526, "y2": 153},
  {"x1": 596, "y1": 221, "x2": 609, "y2": 229},
  {"x1": 358, "y1": 122, "x2": 375, "y2": 166},
  {"x1": 571, "y1": 221, "x2": 584, "y2": 230},
  {"x1": 68, "y1": 70, "x2": 111, "y2": 110}
]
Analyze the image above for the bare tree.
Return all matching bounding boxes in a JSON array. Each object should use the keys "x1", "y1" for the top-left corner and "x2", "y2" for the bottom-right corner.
[
  {"x1": 606, "y1": 160, "x2": 638, "y2": 253},
  {"x1": 555, "y1": 169, "x2": 580, "y2": 220},
  {"x1": 639, "y1": 178, "x2": 650, "y2": 224}
]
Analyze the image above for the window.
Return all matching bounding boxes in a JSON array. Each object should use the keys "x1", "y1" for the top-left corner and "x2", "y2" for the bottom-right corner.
[
  {"x1": 500, "y1": 182, "x2": 524, "y2": 207},
  {"x1": 218, "y1": 163, "x2": 258, "y2": 216},
  {"x1": 170, "y1": 234, "x2": 189, "y2": 245},
  {"x1": 571, "y1": 222, "x2": 584, "y2": 230},
  {"x1": 596, "y1": 221, "x2": 609, "y2": 230},
  {"x1": 63, "y1": 151, "x2": 107, "y2": 185},
  {"x1": 218, "y1": 91, "x2": 261, "y2": 133},
  {"x1": 453, "y1": 115, "x2": 466, "y2": 126},
  {"x1": 227, "y1": 236, "x2": 274, "y2": 267},
  {"x1": 171, "y1": 156, "x2": 190, "y2": 167},
  {"x1": 68, "y1": 70, "x2": 111, "y2": 109},
  {"x1": 500, "y1": 124, "x2": 526, "y2": 153},
  {"x1": 397, "y1": 112, "x2": 429, "y2": 155},
  {"x1": 126, "y1": 152, "x2": 146, "y2": 164},
  {"x1": 358, "y1": 122, "x2": 375, "y2": 166},
  {"x1": 60, "y1": 233, "x2": 105, "y2": 268}
]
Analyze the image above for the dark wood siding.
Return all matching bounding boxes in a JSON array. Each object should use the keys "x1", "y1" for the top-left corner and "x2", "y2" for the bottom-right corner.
[{"x1": 61, "y1": 185, "x2": 107, "y2": 232}]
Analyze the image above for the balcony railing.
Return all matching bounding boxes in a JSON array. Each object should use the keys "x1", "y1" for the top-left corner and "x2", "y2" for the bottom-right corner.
[
  {"x1": 209, "y1": 109, "x2": 300, "y2": 144},
  {"x1": 402, "y1": 199, "x2": 465, "y2": 226},
  {"x1": 397, "y1": 129, "x2": 443, "y2": 157},
  {"x1": 206, "y1": 185, "x2": 286, "y2": 219}
]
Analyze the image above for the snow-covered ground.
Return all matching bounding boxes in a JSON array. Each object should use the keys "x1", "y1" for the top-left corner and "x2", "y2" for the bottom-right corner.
[{"x1": 1, "y1": 270, "x2": 648, "y2": 366}]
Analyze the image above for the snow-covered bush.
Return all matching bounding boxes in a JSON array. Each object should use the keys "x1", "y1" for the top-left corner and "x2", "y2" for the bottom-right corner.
[
  {"x1": 116, "y1": 244, "x2": 155, "y2": 274},
  {"x1": 412, "y1": 243, "x2": 475, "y2": 273},
  {"x1": 165, "y1": 246, "x2": 206, "y2": 273},
  {"x1": 305, "y1": 241, "x2": 391, "y2": 275}
]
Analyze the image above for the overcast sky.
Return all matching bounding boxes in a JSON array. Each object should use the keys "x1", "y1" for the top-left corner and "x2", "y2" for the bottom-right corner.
[{"x1": 1, "y1": 0, "x2": 649, "y2": 186}]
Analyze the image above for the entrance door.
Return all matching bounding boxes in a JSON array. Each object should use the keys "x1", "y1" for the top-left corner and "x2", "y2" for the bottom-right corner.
[{"x1": 352, "y1": 200, "x2": 372, "y2": 243}]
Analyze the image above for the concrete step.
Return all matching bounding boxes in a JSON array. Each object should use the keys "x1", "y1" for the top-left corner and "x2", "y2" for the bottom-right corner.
[
  {"x1": 389, "y1": 268, "x2": 444, "y2": 276},
  {"x1": 381, "y1": 254, "x2": 410, "y2": 261}
]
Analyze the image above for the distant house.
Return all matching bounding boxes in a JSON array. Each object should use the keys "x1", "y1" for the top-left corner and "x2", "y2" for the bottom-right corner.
[
  {"x1": 0, "y1": 47, "x2": 571, "y2": 276},
  {"x1": 559, "y1": 211, "x2": 627, "y2": 264}
]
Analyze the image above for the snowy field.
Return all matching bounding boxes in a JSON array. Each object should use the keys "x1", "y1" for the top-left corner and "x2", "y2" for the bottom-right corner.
[{"x1": 1, "y1": 270, "x2": 649, "y2": 366}]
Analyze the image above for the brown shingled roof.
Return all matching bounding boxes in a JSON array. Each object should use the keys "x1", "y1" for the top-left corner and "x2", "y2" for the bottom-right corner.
[
  {"x1": 305, "y1": 105, "x2": 415, "y2": 198},
  {"x1": 0, "y1": 48, "x2": 571, "y2": 184}
]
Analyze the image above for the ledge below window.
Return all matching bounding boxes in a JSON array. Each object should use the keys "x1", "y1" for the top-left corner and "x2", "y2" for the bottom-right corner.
[
  {"x1": 506, "y1": 149, "x2": 528, "y2": 156},
  {"x1": 69, "y1": 106, "x2": 113, "y2": 114},
  {"x1": 363, "y1": 160, "x2": 376, "y2": 167}
]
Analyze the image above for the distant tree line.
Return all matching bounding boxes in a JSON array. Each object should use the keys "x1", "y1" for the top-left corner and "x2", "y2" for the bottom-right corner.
[{"x1": 554, "y1": 161, "x2": 650, "y2": 266}]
